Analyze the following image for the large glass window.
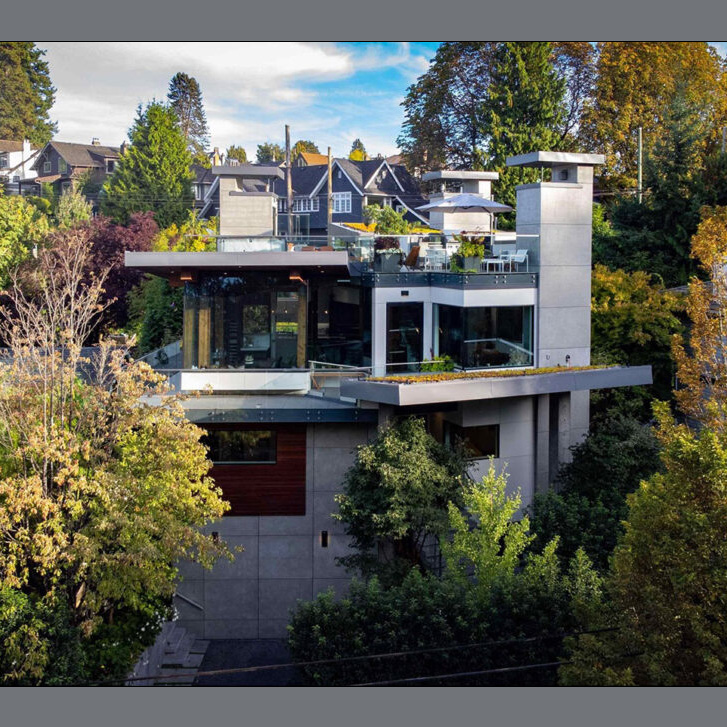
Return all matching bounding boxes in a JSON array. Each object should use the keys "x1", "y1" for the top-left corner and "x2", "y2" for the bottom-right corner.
[
  {"x1": 387, "y1": 303, "x2": 423, "y2": 373},
  {"x1": 435, "y1": 305, "x2": 533, "y2": 369},
  {"x1": 203, "y1": 429, "x2": 277, "y2": 464},
  {"x1": 183, "y1": 273, "x2": 371, "y2": 370}
]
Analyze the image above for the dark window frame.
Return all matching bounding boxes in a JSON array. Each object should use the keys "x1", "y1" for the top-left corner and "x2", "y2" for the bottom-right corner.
[
  {"x1": 444, "y1": 422, "x2": 500, "y2": 459},
  {"x1": 203, "y1": 428, "x2": 278, "y2": 465}
]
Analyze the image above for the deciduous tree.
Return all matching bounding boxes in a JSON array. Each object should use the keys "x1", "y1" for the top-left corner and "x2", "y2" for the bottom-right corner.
[
  {"x1": 672, "y1": 205, "x2": 727, "y2": 430},
  {"x1": 348, "y1": 138, "x2": 369, "y2": 161},
  {"x1": 579, "y1": 42, "x2": 727, "y2": 191},
  {"x1": 334, "y1": 417, "x2": 469, "y2": 583},
  {"x1": 55, "y1": 188, "x2": 93, "y2": 229},
  {"x1": 225, "y1": 145, "x2": 248, "y2": 164},
  {"x1": 560, "y1": 406, "x2": 727, "y2": 686},
  {"x1": 0, "y1": 193, "x2": 49, "y2": 289},
  {"x1": 0, "y1": 235, "x2": 229, "y2": 684},
  {"x1": 256, "y1": 142, "x2": 284, "y2": 164}
]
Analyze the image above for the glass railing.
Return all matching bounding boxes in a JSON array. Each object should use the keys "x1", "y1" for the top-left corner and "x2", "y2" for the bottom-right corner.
[{"x1": 202, "y1": 233, "x2": 540, "y2": 277}]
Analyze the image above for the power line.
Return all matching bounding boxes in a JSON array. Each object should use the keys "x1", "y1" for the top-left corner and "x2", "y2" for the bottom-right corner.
[
  {"x1": 96, "y1": 626, "x2": 618, "y2": 687},
  {"x1": 353, "y1": 659, "x2": 568, "y2": 686}
]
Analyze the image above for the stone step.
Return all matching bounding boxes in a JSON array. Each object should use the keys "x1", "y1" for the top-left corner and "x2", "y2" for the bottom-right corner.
[
  {"x1": 163, "y1": 626, "x2": 185, "y2": 655},
  {"x1": 189, "y1": 639, "x2": 210, "y2": 654},
  {"x1": 182, "y1": 652, "x2": 205, "y2": 669}
]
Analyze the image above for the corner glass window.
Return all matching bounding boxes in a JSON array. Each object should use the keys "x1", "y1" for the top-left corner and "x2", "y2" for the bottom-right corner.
[
  {"x1": 435, "y1": 304, "x2": 533, "y2": 370},
  {"x1": 203, "y1": 429, "x2": 277, "y2": 464}
]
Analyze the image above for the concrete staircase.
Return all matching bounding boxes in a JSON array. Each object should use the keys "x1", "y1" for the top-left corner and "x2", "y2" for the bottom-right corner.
[{"x1": 127, "y1": 622, "x2": 210, "y2": 686}]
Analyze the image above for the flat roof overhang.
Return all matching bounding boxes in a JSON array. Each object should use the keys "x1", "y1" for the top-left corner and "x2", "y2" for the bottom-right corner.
[
  {"x1": 340, "y1": 365, "x2": 653, "y2": 407},
  {"x1": 422, "y1": 170, "x2": 500, "y2": 182},
  {"x1": 506, "y1": 151, "x2": 606, "y2": 168},
  {"x1": 124, "y1": 250, "x2": 351, "y2": 276},
  {"x1": 140, "y1": 394, "x2": 378, "y2": 424}
]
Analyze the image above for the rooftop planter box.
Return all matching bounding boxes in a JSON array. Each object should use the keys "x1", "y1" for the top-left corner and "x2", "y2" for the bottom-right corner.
[{"x1": 373, "y1": 237, "x2": 403, "y2": 272}]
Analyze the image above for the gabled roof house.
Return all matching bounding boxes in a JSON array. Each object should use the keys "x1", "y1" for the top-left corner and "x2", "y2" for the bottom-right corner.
[
  {"x1": 198, "y1": 157, "x2": 429, "y2": 234},
  {"x1": 22, "y1": 139, "x2": 121, "y2": 201}
]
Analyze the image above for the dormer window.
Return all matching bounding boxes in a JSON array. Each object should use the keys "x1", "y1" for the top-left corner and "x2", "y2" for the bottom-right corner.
[
  {"x1": 106, "y1": 159, "x2": 115, "y2": 173},
  {"x1": 43, "y1": 160, "x2": 51, "y2": 173}
]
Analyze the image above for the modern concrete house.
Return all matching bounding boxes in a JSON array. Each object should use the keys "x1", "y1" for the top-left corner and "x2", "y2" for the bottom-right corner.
[{"x1": 125, "y1": 150, "x2": 652, "y2": 639}]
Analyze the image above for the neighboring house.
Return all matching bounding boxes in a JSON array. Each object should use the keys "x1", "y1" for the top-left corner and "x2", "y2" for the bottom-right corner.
[
  {"x1": 293, "y1": 151, "x2": 329, "y2": 167},
  {"x1": 191, "y1": 164, "x2": 215, "y2": 212},
  {"x1": 0, "y1": 139, "x2": 38, "y2": 192},
  {"x1": 198, "y1": 157, "x2": 429, "y2": 235},
  {"x1": 22, "y1": 139, "x2": 121, "y2": 202},
  {"x1": 124, "y1": 150, "x2": 653, "y2": 640}
]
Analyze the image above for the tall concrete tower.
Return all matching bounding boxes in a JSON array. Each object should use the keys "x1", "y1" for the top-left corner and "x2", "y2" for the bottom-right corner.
[
  {"x1": 506, "y1": 151, "x2": 605, "y2": 369},
  {"x1": 507, "y1": 151, "x2": 605, "y2": 482}
]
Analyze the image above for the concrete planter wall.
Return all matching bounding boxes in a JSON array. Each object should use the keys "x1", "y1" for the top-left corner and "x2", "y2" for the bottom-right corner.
[{"x1": 374, "y1": 253, "x2": 402, "y2": 273}]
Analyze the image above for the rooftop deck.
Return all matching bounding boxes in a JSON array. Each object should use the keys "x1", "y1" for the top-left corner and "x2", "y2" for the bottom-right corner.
[{"x1": 125, "y1": 233, "x2": 538, "y2": 284}]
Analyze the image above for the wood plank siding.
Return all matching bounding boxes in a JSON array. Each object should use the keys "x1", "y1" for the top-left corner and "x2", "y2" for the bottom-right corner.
[{"x1": 205, "y1": 423, "x2": 306, "y2": 516}]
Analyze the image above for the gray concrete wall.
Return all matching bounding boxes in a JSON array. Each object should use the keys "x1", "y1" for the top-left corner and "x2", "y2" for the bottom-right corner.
[
  {"x1": 174, "y1": 423, "x2": 375, "y2": 639},
  {"x1": 515, "y1": 169, "x2": 594, "y2": 368},
  {"x1": 444, "y1": 397, "x2": 537, "y2": 510},
  {"x1": 218, "y1": 176, "x2": 277, "y2": 236}
]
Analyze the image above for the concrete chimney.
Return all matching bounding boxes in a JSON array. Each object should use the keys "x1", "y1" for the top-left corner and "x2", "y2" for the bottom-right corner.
[{"x1": 506, "y1": 151, "x2": 605, "y2": 369}]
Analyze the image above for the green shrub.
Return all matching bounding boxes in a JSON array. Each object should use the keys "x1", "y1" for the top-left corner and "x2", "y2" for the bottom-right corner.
[{"x1": 529, "y1": 416, "x2": 662, "y2": 571}]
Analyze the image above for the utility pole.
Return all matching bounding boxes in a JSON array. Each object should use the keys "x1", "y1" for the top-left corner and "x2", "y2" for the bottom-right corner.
[
  {"x1": 285, "y1": 124, "x2": 293, "y2": 239},
  {"x1": 637, "y1": 126, "x2": 643, "y2": 204},
  {"x1": 327, "y1": 146, "x2": 333, "y2": 245}
]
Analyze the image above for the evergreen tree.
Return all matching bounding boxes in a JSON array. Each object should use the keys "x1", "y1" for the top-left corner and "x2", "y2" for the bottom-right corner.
[
  {"x1": 0, "y1": 42, "x2": 56, "y2": 145},
  {"x1": 256, "y1": 142, "x2": 284, "y2": 164},
  {"x1": 484, "y1": 42, "x2": 567, "y2": 208},
  {"x1": 225, "y1": 145, "x2": 248, "y2": 163},
  {"x1": 101, "y1": 102, "x2": 194, "y2": 229},
  {"x1": 348, "y1": 138, "x2": 369, "y2": 161},
  {"x1": 594, "y1": 87, "x2": 709, "y2": 286},
  {"x1": 167, "y1": 72, "x2": 210, "y2": 163}
]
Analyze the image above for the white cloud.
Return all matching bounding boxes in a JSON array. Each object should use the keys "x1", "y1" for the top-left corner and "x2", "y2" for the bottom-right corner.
[{"x1": 36, "y1": 42, "x2": 433, "y2": 157}]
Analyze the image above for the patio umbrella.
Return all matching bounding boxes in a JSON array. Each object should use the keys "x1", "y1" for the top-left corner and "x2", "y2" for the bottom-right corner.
[
  {"x1": 417, "y1": 193, "x2": 513, "y2": 234},
  {"x1": 416, "y1": 193, "x2": 513, "y2": 214}
]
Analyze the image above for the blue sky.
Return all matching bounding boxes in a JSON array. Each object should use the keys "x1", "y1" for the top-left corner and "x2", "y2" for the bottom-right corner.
[
  {"x1": 37, "y1": 42, "x2": 441, "y2": 158},
  {"x1": 36, "y1": 42, "x2": 727, "y2": 159}
]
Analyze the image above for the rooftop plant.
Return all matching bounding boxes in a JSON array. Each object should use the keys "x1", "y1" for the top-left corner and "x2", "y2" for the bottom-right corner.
[{"x1": 368, "y1": 364, "x2": 617, "y2": 385}]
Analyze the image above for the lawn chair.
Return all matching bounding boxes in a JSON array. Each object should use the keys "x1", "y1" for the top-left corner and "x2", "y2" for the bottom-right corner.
[
  {"x1": 507, "y1": 249, "x2": 529, "y2": 272},
  {"x1": 403, "y1": 245, "x2": 421, "y2": 271}
]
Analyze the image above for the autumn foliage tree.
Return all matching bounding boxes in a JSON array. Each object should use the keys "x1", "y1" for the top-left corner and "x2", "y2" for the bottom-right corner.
[
  {"x1": 672, "y1": 206, "x2": 727, "y2": 430},
  {"x1": 561, "y1": 207, "x2": 727, "y2": 686},
  {"x1": 0, "y1": 234, "x2": 229, "y2": 684},
  {"x1": 579, "y1": 42, "x2": 727, "y2": 191}
]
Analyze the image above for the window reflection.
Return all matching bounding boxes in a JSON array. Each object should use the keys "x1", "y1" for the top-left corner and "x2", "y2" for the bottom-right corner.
[{"x1": 436, "y1": 305, "x2": 533, "y2": 369}]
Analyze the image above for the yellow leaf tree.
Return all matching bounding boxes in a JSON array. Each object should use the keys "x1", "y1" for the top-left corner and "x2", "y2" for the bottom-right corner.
[
  {"x1": 0, "y1": 230, "x2": 229, "y2": 684},
  {"x1": 672, "y1": 206, "x2": 727, "y2": 430}
]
